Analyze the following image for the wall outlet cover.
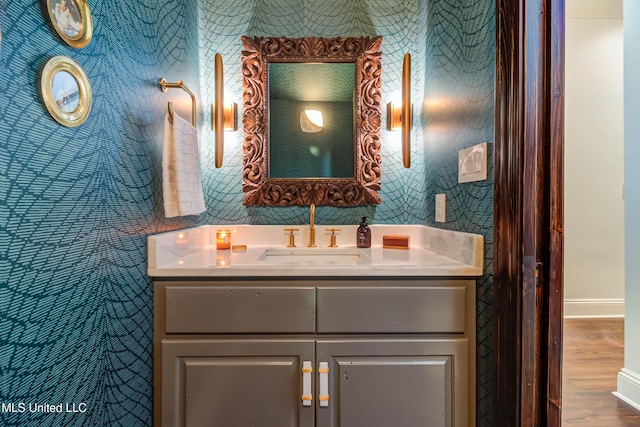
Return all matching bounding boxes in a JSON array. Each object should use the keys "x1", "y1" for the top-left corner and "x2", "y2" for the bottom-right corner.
[{"x1": 458, "y1": 142, "x2": 488, "y2": 183}]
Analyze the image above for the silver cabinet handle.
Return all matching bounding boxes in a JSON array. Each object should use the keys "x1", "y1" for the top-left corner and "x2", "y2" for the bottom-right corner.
[
  {"x1": 302, "y1": 361, "x2": 312, "y2": 406},
  {"x1": 318, "y1": 362, "x2": 330, "y2": 407}
]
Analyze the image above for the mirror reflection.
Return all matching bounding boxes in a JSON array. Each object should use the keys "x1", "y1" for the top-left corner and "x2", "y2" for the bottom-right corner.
[{"x1": 269, "y1": 62, "x2": 355, "y2": 179}]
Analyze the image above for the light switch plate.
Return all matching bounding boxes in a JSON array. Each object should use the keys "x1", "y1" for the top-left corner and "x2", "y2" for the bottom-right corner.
[
  {"x1": 435, "y1": 194, "x2": 446, "y2": 222},
  {"x1": 458, "y1": 142, "x2": 488, "y2": 183}
]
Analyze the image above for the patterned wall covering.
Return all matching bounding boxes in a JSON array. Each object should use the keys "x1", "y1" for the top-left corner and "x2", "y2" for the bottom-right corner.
[
  {"x1": 422, "y1": 0, "x2": 496, "y2": 425},
  {"x1": 1, "y1": 0, "x2": 494, "y2": 426},
  {"x1": 0, "y1": 0, "x2": 200, "y2": 425}
]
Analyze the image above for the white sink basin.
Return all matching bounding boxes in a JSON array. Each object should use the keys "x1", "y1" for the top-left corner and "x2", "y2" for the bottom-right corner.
[{"x1": 258, "y1": 247, "x2": 365, "y2": 266}]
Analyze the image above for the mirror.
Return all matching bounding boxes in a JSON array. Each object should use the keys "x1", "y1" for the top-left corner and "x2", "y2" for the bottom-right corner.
[
  {"x1": 241, "y1": 35, "x2": 382, "y2": 206},
  {"x1": 269, "y1": 62, "x2": 355, "y2": 179}
]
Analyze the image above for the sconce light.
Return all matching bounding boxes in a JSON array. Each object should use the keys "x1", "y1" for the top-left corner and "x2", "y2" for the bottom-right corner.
[
  {"x1": 386, "y1": 103, "x2": 401, "y2": 130},
  {"x1": 211, "y1": 53, "x2": 238, "y2": 168},
  {"x1": 300, "y1": 109, "x2": 323, "y2": 133},
  {"x1": 226, "y1": 103, "x2": 238, "y2": 131},
  {"x1": 386, "y1": 53, "x2": 412, "y2": 168}
]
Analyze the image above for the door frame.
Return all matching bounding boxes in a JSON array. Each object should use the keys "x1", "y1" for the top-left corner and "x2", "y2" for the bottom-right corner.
[{"x1": 494, "y1": 0, "x2": 564, "y2": 425}]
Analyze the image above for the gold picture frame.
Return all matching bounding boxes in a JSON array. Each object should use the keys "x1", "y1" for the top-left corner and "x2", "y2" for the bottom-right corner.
[
  {"x1": 41, "y1": 56, "x2": 92, "y2": 127},
  {"x1": 46, "y1": 0, "x2": 92, "y2": 48}
]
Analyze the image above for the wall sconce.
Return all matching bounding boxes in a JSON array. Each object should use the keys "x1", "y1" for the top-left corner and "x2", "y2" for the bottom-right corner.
[
  {"x1": 211, "y1": 53, "x2": 238, "y2": 168},
  {"x1": 386, "y1": 53, "x2": 412, "y2": 168},
  {"x1": 300, "y1": 109, "x2": 323, "y2": 133}
]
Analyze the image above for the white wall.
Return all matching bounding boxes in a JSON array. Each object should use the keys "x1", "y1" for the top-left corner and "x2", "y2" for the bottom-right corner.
[
  {"x1": 564, "y1": 0, "x2": 625, "y2": 318},
  {"x1": 614, "y1": 0, "x2": 640, "y2": 411}
]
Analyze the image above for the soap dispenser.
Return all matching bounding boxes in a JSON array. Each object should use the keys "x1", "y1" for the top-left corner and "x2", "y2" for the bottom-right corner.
[{"x1": 357, "y1": 217, "x2": 371, "y2": 248}]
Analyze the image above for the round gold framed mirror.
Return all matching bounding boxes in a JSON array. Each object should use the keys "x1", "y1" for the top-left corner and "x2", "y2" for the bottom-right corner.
[{"x1": 41, "y1": 55, "x2": 92, "y2": 127}]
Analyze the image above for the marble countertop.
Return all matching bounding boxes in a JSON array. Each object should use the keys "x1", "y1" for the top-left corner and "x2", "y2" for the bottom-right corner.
[{"x1": 148, "y1": 224, "x2": 484, "y2": 278}]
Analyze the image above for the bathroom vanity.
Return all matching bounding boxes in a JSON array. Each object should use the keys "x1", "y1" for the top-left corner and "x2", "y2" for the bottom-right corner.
[{"x1": 149, "y1": 225, "x2": 483, "y2": 427}]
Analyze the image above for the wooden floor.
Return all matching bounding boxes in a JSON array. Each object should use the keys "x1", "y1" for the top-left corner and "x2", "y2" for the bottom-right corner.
[{"x1": 562, "y1": 318, "x2": 640, "y2": 426}]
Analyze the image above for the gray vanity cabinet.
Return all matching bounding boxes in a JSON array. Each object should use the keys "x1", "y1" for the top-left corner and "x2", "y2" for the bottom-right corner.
[
  {"x1": 153, "y1": 279, "x2": 476, "y2": 427},
  {"x1": 161, "y1": 338, "x2": 315, "y2": 427},
  {"x1": 316, "y1": 339, "x2": 468, "y2": 427}
]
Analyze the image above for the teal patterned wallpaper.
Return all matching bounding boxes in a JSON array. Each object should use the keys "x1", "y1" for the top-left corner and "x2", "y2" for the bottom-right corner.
[
  {"x1": 1, "y1": 0, "x2": 200, "y2": 425},
  {"x1": 423, "y1": 1, "x2": 495, "y2": 425},
  {"x1": 1, "y1": 0, "x2": 494, "y2": 425}
]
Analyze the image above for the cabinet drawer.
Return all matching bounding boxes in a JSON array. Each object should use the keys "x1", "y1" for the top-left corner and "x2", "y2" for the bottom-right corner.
[
  {"x1": 165, "y1": 286, "x2": 315, "y2": 333},
  {"x1": 317, "y1": 286, "x2": 466, "y2": 333}
]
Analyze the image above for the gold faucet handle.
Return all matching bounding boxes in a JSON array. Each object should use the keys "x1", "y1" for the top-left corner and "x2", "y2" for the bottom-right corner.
[
  {"x1": 326, "y1": 228, "x2": 341, "y2": 248},
  {"x1": 284, "y1": 228, "x2": 299, "y2": 247}
]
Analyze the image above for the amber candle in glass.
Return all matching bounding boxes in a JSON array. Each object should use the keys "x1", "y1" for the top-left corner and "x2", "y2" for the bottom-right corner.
[{"x1": 216, "y1": 230, "x2": 231, "y2": 250}]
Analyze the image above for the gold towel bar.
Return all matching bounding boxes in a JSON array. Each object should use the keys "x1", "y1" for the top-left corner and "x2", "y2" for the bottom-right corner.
[{"x1": 158, "y1": 78, "x2": 196, "y2": 127}]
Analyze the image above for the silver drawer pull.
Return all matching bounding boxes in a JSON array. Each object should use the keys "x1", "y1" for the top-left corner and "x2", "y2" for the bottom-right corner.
[
  {"x1": 302, "y1": 361, "x2": 312, "y2": 406},
  {"x1": 319, "y1": 362, "x2": 330, "y2": 407}
]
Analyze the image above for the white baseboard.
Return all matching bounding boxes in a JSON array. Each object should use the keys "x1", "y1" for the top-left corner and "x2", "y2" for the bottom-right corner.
[
  {"x1": 564, "y1": 298, "x2": 625, "y2": 318},
  {"x1": 613, "y1": 368, "x2": 640, "y2": 412}
]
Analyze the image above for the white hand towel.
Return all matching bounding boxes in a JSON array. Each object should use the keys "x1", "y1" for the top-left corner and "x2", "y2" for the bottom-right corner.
[{"x1": 162, "y1": 112, "x2": 206, "y2": 218}]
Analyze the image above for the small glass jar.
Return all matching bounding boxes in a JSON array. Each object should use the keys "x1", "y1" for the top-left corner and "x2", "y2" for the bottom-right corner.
[{"x1": 216, "y1": 230, "x2": 231, "y2": 250}]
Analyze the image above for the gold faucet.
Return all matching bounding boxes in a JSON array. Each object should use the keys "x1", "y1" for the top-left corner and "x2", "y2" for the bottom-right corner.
[
  {"x1": 308, "y1": 203, "x2": 316, "y2": 247},
  {"x1": 327, "y1": 228, "x2": 341, "y2": 247}
]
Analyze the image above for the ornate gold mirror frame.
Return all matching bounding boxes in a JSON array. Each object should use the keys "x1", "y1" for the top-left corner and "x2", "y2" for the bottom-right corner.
[{"x1": 241, "y1": 35, "x2": 382, "y2": 206}]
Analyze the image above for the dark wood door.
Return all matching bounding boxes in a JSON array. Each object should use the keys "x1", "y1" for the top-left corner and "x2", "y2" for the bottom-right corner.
[{"x1": 494, "y1": 0, "x2": 564, "y2": 425}]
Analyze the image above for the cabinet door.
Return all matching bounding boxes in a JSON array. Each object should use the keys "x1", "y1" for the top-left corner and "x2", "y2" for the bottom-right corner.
[
  {"x1": 162, "y1": 339, "x2": 315, "y2": 427},
  {"x1": 316, "y1": 338, "x2": 469, "y2": 427}
]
